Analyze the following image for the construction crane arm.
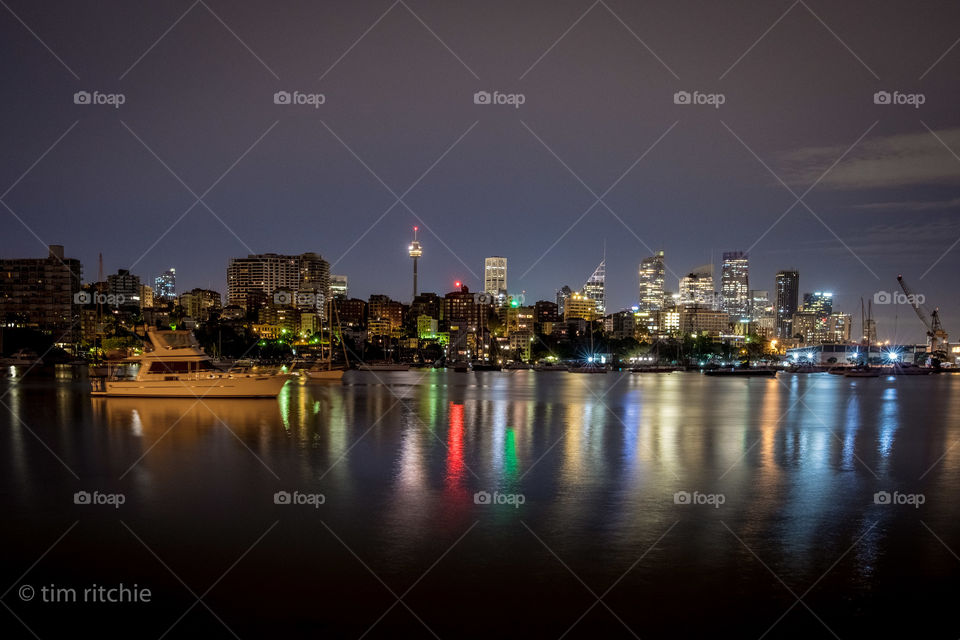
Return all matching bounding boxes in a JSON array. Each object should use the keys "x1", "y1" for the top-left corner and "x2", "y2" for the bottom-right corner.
[{"x1": 897, "y1": 275, "x2": 932, "y2": 331}]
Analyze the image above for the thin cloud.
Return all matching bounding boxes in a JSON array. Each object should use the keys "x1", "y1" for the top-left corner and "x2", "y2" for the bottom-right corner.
[
  {"x1": 853, "y1": 197, "x2": 960, "y2": 212},
  {"x1": 779, "y1": 127, "x2": 960, "y2": 190}
]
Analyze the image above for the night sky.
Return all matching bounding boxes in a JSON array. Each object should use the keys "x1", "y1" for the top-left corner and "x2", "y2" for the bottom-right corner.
[{"x1": 2, "y1": 0, "x2": 959, "y2": 342}]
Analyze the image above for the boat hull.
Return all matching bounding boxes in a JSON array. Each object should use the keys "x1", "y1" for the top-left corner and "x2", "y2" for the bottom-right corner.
[{"x1": 91, "y1": 374, "x2": 292, "y2": 398}]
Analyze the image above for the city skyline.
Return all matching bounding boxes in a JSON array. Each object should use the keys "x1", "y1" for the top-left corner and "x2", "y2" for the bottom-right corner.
[{"x1": 3, "y1": 239, "x2": 938, "y2": 344}]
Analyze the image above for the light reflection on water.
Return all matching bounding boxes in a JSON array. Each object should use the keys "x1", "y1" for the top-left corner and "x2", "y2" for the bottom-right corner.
[{"x1": 3, "y1": 369, "x2": 960, "y2": 634}]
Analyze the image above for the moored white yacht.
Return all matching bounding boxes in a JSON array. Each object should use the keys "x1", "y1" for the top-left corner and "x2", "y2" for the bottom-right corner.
[{"x1": 90, "y1": 329, "x2": 291, "y2": 397}]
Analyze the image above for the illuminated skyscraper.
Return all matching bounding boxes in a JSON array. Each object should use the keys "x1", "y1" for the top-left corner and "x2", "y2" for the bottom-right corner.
[
  {"x1": 155, "y1": 268, "x2": 176, "y2": 302},
  {"x1": 679, "y1": 265, "x2": 715, "y2": 307},
  {"x1": 720, "y1": 251, "x2": 749, "y2": 321},
  {"x1": 775, "y1": 270, "x2": 799, "y2": 339},
  {"x1": 583, "y1": 259, "x2": 606, "y2": 316},
  {"x1": 484, "y1": 256, "x2": 507, "y2": 296},
  {"x1": 802, "y1": 291, "x2": 833, "y2": 316},
  {"x1": 638, "y1": 250, "x2": 666, "y2": 311}
]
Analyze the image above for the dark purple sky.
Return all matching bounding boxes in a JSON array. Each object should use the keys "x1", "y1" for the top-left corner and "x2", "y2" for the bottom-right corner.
[{"x1": 2, "y1": 0, "x2": 959, "y2": 342}]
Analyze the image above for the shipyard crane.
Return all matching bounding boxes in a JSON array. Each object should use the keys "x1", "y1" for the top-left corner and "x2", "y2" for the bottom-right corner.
[{"x1": 897, "y1": 274, "x2": 949, "y2": 364}]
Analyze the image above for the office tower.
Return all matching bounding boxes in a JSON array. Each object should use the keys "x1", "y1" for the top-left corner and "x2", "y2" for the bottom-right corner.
[
  {"x1": 638, "y1": 250, "x2": 666, "y2": 311},
  {"x1": 720, "y1": 251, "x2": 749, "y2": 320},
  {"x1": 155, "y1": 268, "x2": 176, "y2": 301},
  {"x1": 583, "y1": 259, "x2": 606, "y2": 316},
  {"x1": 484, "y1": 256, "x2": 507, "y2": 296},
  {"x1": 775, "y1": 270, "x2": 799, "y2": 339},
  {"x1": 679, "y1": 265, "x2": 715, "y2": 307},
  {"x1": 329, "y1": 275, "x2": 348, "y2": 301},
  {"x1": 409, "y1": 227, "x2": 422, "y2": 299},
  {"x1": 0, "y1": 245, "x2": 82, "y2": 334},
  {"x1": 802, "y1": 291, "x2": 833, "y2": 317}
]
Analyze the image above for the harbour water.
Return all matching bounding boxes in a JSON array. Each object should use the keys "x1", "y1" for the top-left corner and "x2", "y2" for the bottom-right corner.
[{"x1": 2, "y1": 368, "x2": 960, "y2": 637}]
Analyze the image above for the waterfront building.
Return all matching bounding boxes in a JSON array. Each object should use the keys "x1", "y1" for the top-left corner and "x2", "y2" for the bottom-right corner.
[
  {"x1": 227, "y1": 252, "x2": 329, "y2": 315},
  {"x1": 679, "y1": 306, "x2": 730, "y2": 337},
  {"x1": 0, "y1": 245, "x2": 82, "y2": 336}
]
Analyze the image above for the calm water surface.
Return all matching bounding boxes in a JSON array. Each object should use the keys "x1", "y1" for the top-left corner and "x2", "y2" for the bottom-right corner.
[{"x1": 2, "y1": 368, "x2": 960, "y2": 638}]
